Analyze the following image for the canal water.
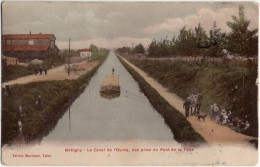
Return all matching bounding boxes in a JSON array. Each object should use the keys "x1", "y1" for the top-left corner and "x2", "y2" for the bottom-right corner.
[{"x1": 41, "y1": 52, "x2": 176, "y2": 143}]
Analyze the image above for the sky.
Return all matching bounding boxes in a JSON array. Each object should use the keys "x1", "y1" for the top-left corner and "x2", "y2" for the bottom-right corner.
[{"x1": 2, "y1": 1, "x2": 259, "y2": 49}]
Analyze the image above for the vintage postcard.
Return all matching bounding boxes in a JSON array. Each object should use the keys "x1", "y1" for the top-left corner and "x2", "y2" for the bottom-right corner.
[{"x1": 1, "y1": 1, "x2": 259, "y2": 166}]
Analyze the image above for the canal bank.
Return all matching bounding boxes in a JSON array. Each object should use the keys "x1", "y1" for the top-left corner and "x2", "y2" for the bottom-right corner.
[
  {"x1": 117, "y1": 55, "x2": 205, "y2": 145},
  {"x1": 117, "y1": 54, "x2": 257, "y2": 146},
  {"x1": 2, "y1": 52, "x2": 108, "y2": 145}
]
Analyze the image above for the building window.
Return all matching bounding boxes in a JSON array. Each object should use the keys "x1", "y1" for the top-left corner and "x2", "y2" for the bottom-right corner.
[
  {"x1": 2, "y1": 40, "x2": 6, "y2": 45},
  {"x1": 6, "y1": 40, "x2": 12, "y2": 45},
  {"x1": 29, "y1": 40, "x2": 34, "y2": 45}
]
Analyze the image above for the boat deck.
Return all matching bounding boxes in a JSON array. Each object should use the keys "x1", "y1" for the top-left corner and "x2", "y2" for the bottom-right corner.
[{"x1": 101, "y1": 75, "x2": 120, "y2": 87}]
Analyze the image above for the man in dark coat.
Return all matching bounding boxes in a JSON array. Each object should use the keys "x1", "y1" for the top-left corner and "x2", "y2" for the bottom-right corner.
[
  {"x1": 183, "y1": 99, "x2": 190, "y2": 118},
  {"x1": 34, "y1": 68, "x2": 38, "y2": 75},
  {"x1": 44, "y1": 68, "x2": 47, "y2": 75},
  {"x1": 112, "y1": 68, "x2": 115, "y2": 75},
  {"x1": 5, "y1": 84, "x2": 11, "y2": 96},
  {"x1": 39, "y1": 67, "x2": 43, "y2": 75}
]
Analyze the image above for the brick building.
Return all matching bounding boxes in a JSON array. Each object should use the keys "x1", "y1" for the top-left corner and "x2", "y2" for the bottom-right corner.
[{"x1": 2, "y1": 33, "x2": 59, "y2": 62}]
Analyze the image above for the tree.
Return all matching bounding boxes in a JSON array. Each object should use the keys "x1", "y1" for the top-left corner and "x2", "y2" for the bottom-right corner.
[
  {"x1": 116, "y1": 47, "x2": 131, "y2": 54},
  {"x1": 132, "y1": 43, "x2": 145, "y2": 54},
  {"x1": 208, "y1": 21, "x2": 225, "y2": 59},
  {"x1": 225, "y1": 5, "x2": 258, "y2": 110},
  {"x1": 175, "y1": 26, "x2": 197, "y2": 56},
  {"x1": 90, "y1": 44, "x2": 98, "y2": 53},
  {"x1": 225, "y1": 5, "x2": 258, "y2": 57},
  {"x1": 195, "y1": 23, "x2": 210, "y2": 49}
]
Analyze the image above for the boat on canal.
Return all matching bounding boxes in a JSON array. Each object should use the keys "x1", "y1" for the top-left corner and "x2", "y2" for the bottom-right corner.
[{"x1": 100, "y1": 75, "x2": 120, "y2": 94}]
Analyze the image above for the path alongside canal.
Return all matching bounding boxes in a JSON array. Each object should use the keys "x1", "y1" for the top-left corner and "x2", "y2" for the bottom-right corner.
[
  {"x1": 119, "y1": 55, "x2": 256, "y2": 146},
  {"x1": 2, "y1": 61, "x2": 99, "y2": 86}
]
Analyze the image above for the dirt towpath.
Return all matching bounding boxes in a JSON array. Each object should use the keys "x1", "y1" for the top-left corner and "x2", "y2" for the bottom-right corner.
[
  {"x1": 120, "y1": 56, "x2": 257, "y2": 146},
  {"x1": 3, "y1": 61, "x2": 99, "y2": 86}
]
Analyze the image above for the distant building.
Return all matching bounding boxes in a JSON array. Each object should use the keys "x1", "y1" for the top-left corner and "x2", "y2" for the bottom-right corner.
[
  {"x1": 80, "y1": 48, "x2": 91, "y2": 58},
  {"x1": 2, "y1": 33, "x2": 59, "y2": 62}
]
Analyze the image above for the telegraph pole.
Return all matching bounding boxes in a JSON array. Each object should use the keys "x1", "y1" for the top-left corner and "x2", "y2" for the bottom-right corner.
[{"x1": 68, "y1": 38, "x2": 70, "y2": 76}]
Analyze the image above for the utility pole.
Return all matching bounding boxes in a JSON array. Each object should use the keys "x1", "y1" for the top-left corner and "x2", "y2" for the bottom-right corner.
[{"x1": 68, "y1": 38, "x2": 70, "y2": 76}]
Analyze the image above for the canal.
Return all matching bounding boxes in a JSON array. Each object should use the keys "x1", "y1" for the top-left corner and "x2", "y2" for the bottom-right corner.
[{"x1": 40, "y1": 52, "x2": 177, "y2": 143}]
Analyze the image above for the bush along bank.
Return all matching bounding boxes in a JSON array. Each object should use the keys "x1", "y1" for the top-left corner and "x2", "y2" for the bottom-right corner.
[
  {"x1": 129, "y1": 59, "x2": 258, "y2": 137},
  {"x1": 117, "y1": 56, "x2": 206, "y2": 145},
  {"x1": 2, "y1": 54, "x2": 108, "y2": 145}
]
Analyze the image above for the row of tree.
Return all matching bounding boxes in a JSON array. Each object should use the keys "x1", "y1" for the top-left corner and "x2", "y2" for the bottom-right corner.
[
  {"x1": 116, "y1": 6, "x2": 253, "y2": 59},
  {"x1": 116, "y1": 43, "x2": 145, "y2": 55},
  {"x1": 148, "y1": 5, "x2": 258, "y2": 58}
]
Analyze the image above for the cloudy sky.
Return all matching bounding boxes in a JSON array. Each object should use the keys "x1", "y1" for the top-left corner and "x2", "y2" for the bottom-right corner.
[{"x1": 2, "y1": 1, "x2": 258, "y2": 49}]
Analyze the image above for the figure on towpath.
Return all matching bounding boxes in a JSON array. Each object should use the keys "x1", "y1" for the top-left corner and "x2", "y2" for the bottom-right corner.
[
  {"x1": 183, "y1": 99, "x2": 190, "y2": 118},
  {"x1": 112, "y1": 67, "x2": 115, "y2": 75}
]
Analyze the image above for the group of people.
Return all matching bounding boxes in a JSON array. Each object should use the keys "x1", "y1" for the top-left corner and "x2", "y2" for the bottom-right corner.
[
  {"x1": 209, "y1": 103, "x2": 250, "y2": 132},
  {"x1": 34, "y1": 67, "x2": 47, "y2": 75},
  {"x1": 16, "y1": 95, "x2": 44, "y2": 136},
  {"x1": 17, "y1": 105, "x2": 25, "y2": 135},
  {"x1": 183, "y1": 92, "x2": 203, "y2": 117}
]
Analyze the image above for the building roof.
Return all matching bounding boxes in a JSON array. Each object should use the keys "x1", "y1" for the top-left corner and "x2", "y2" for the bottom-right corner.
[
  {"x1": 2, "y1": 45, "x2": 49, "y2": 52},
  {"x1": 2, "y1": 34, "x2": 55, "y2": 40},
  {"x1": 80, "y1": 48, "x2": 91, "y2": 52}
]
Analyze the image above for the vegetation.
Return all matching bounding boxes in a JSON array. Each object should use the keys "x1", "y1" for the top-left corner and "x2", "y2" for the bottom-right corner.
[
  {"x1": 60, "y1": 49, "x2": 81, "y2": 58},
  {"x1": 90, "y1": 45, "x2": 109, "y2": 61},
  {"x1": 116, "y1": 43, "x2": 145, "y2": 55},
  {"x1": 2, "y1": 65, "x2": 33, "y2": 83},
  {"x1": 42, "y1": 53, "x2": 65, "y2": 69},
  {"x1": 116, "y1": 5, "x2": 258, "y2": 137},
  {"x1": 132, "y1": 44, "x2": 145, "y2": 54},
  {"x1": 2, "y1": 45, "x2": 108, "y2": 83},
  {"x1": 118, "y1": 56, "x2": 206, "y2": 144},
  {"x1": 116, "y1": 47, "x2": 131, "y2": 55},
  {"x1": 129, "y1": 59, "x2": 258, "y2": 137},
  {"x1": 2, "y1": 56, "x2": 65, "y2": 83},
  {"x1": 147, "y1": 5, "x2": 257, "y2": 58},
  {"x1": 2, "y1": 50, "x2": 108, "y2": 145},
  {"x1": 225, "y1": 5, "x2": 258, "y2": 57},
  {"x1": 60, "y1": 44, "x2": 109, "y2": 61}
]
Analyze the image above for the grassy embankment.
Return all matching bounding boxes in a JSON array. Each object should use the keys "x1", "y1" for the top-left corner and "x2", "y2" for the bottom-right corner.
[
  {"x1": 2, "y1": 65, "x2": 33, "y2": 83},
  {"x1": 2, "y1": 50, "x2": 109, "y2": 145},
  {"x1": 129, "y1": 59, "x2": 258, "y2": 137},
  {"x1": 118, "y1": 56, "x2": 206, "y2": 144}
]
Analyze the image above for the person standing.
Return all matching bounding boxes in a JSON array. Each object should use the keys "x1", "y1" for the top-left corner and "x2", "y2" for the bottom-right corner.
[
  {"x1": 5, "y1": 83, "x2": 11, "y2": 96},
  {"x1": 209, "y1": 105, "x2": 214, "y2": 120},
  {"x1": 34, "y1": 68, "x2": 38, "y2": 75},
  {"x1": 213, "y1": 103, "x2": 219, "y2": 120},
  {"x1": 39, "y1": 67, "x2": 43, "y2": 75},
  {"x1": 36, "y1": 95, "x2": 43, "y2": 111},
  {"x1": 44, "y1": 68, "x2": 47, "y2": 75},
  {"x1": 112, "y1": 67, "x2": 115, "y2": 75},
  {"x1": 183, "y1": 99, "x2": 190, "y2": 118}
]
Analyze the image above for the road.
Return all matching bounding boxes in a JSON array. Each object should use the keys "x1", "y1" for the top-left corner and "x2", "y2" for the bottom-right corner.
[{"x1": 2, "y1": 61, "x2": 99, "y2": 86}]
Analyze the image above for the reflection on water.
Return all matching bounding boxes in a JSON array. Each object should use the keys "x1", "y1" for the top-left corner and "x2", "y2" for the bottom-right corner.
[
  {"x1": 41, "y1": 52, "x2": 176, "y2": 143},
  {"x1": 100, "y1": 91, "x2": 120, "y2": 100}
]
